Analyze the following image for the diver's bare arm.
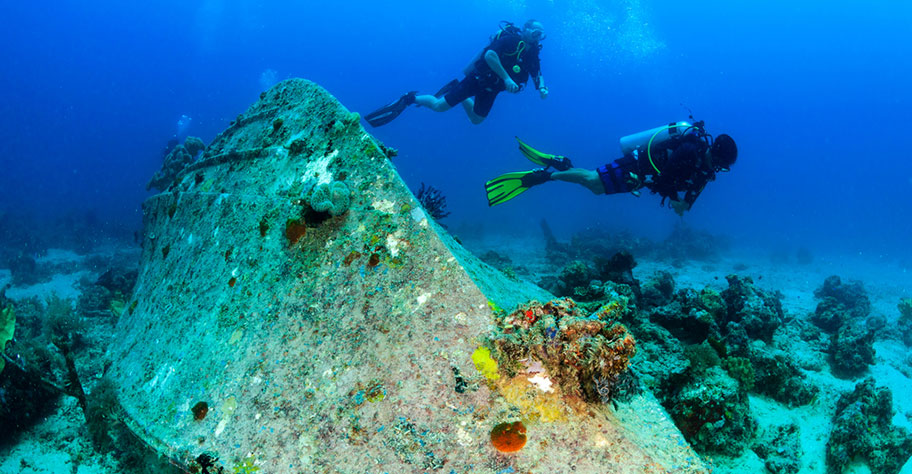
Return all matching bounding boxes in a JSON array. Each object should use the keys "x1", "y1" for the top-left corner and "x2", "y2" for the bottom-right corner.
[
  {"x1": 551, "y1": 168, "x2": 605, "y2": 195},
  {"x1": 535, "y1": 75, "x2": 548, "y2": 98},
  {"x1": 484, "y1": 50, "x2": 511, "y2": 82}
]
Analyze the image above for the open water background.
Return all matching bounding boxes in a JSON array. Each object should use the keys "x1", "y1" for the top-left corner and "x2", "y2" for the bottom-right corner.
[{"x1": 1, "y1": 0, "x2": 910, "y2": 259}]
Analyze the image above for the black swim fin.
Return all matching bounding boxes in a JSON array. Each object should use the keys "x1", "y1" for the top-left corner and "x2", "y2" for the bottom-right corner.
[{"x1": 364, "y1": 91, "x2": 417, "y2": 127}]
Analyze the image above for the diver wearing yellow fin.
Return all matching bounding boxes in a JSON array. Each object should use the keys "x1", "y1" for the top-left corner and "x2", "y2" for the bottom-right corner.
[{"x1": 484, "y1": 122, "x2": 738, "y2": 215}]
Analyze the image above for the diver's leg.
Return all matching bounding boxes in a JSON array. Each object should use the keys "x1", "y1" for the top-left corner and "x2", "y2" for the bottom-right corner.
[
  {"x1": 551, "y1": 169, "x2": 605, "y2": 195},
  {"x1": 464, "y1": 90, "x2": 496, "y2": 125},
  {"x1": 415, "y1": 76, "x2": 473, "y2": 113},
  {"x1": 414, "y1": 95, "x2": 452, "y2": 112},
  {"x1": 461, "y1": 99, "x2": 486, "y2": 124}
]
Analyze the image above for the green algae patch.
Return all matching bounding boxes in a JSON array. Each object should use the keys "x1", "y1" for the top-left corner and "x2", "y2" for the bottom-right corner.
[
  {"x1": 0, "y1": 304, "x2": 14, "y2": 373},
  {"x1": 232, "y1": 454, "x2": 260, "y2": 473}
]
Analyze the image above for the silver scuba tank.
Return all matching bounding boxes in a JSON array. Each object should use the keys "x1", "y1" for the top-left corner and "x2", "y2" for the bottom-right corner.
[{"x1": 619, "y1": 121, "x2": 694, "y2": 156}]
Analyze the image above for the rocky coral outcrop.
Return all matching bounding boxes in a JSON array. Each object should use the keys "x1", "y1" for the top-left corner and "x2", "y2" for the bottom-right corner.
[
  {"x1": 814, "y1": 275, "x2": 871, "y2": 320},
  {"x1": 830, "y1": 322, "x2": 876, "y2": 378},
  {"x1": 898, "y1": 298, "x2": 912, "y2": 346},
  {"x1": 662, "y1": 366, "x2": 756, "y2": 456},
  {"x1": 826, "y1": 377, "x2": 912, "y2": 474},
  {"x1": 720, "y1": 275, "x2": 784, "y2": 342},
  {"x1": 809, "y1": 275, "x2": 877, "y2": 377},
  {"x1": 593, "y1": 250, "x2": 640, "y2": 293},
  {"x1": 750, "y1": 351, "x2": 819, "y2": 406},
  {"x1": 640, "y1": 270, "x2": 675, "y2": 308}
]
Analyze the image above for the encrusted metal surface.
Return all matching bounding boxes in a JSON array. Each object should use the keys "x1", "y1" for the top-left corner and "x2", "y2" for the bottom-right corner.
[{"x1": 108, "y1": 79, "x2": 707, "y2": 473}]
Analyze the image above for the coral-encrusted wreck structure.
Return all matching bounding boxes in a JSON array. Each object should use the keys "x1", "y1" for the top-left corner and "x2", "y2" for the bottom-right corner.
[{"x1": 109, "y1": 79, "x2": 707, "y2": 473}]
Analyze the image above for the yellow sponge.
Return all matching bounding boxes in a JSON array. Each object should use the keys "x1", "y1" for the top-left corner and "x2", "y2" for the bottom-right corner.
[{"x1": 471, "y1": 347, "x2": 500, "y2": 380}]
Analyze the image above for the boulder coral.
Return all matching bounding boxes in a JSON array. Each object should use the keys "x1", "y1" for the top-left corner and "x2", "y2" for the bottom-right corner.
[
  {"x1": 147, "y1": 137, "x2": 206, "y2": 191},
  {"x1": 183, "y1": 136, "x2": 206, "y2": 156},
  {"x1": 309, "y1": 181, "x2": 351, "y2": 216}
]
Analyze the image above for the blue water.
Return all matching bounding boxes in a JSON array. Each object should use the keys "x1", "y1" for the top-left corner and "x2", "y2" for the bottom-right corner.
[{"x1": 1, "y1": 0, "x2": 910, "y2": 258}]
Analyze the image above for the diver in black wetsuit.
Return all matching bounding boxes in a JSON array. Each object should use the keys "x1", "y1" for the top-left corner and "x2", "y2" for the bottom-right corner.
[
  {"x1": 484, "y1": 122, "x2": 738, "y2": 216},
  {"x1": 364, "y1": 20, "x2": 549, "y2": 127}
]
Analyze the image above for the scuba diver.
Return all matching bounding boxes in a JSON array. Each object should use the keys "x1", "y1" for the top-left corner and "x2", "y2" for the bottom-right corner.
[
  {"x1": 484, "y1": 121, "x2": 738, "y2": 216},
  {"x1": 364, "y1": 20, "x2": 549, "y2": 127}
]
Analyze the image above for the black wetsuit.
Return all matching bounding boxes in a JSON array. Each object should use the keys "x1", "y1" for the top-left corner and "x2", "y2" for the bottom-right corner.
[
  {"x1": 444, "y1": 28, "x2": 542, "y2": 117},
  {"x1": 597, "y1": 134, "x2": 716, "y2": 208}
]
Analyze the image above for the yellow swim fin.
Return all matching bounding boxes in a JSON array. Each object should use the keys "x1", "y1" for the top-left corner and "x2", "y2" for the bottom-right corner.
[
  {"x1": 515, "y1": 137, "x2": 573, "y2": 171},
  {"x1": 484, "y1": 169, "x2": 553, "y2": 206}
]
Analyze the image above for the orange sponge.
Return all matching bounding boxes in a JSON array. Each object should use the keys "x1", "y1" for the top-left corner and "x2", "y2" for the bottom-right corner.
[{"x1": 490, "y1": 421, "x2": 527, "y2": 453}]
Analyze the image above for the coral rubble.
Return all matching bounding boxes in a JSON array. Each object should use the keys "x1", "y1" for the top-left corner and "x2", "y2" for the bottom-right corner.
[{"x1": 752, "y1": 423, "x2": 802, "y2": 474}]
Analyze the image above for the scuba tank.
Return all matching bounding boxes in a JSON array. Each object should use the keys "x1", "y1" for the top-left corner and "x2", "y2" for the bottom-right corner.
[
  {"x1": 619, "y1": 121, "x2": 695, "y2": 155},
  {"x1": 619, "y1": 121, "x2": 701, "y2": 175}
]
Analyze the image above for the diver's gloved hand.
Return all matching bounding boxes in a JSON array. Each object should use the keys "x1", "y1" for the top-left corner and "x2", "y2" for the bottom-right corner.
[
  {"x1": 505, "y1": 78, "x2": 520, "y2": 93},
  {"x1": 520, "y1": 169, "x2": 553, "y2": 187},
  {"x1": 670, "y1": 200, "x2": 691, "y2": 216},
  {"x1": 549, "y1": 155, "x2": 573, "y2": 171}
]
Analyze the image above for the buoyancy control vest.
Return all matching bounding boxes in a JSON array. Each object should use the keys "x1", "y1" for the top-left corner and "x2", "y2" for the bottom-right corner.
[{"x1": 472, "y1": 22, "x2": 541, "y2": 87}]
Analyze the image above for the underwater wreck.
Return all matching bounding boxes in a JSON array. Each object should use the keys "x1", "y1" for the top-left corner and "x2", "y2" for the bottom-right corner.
[{"x1": 108, "y1": 79, "x2": 707, "y2": 473}]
